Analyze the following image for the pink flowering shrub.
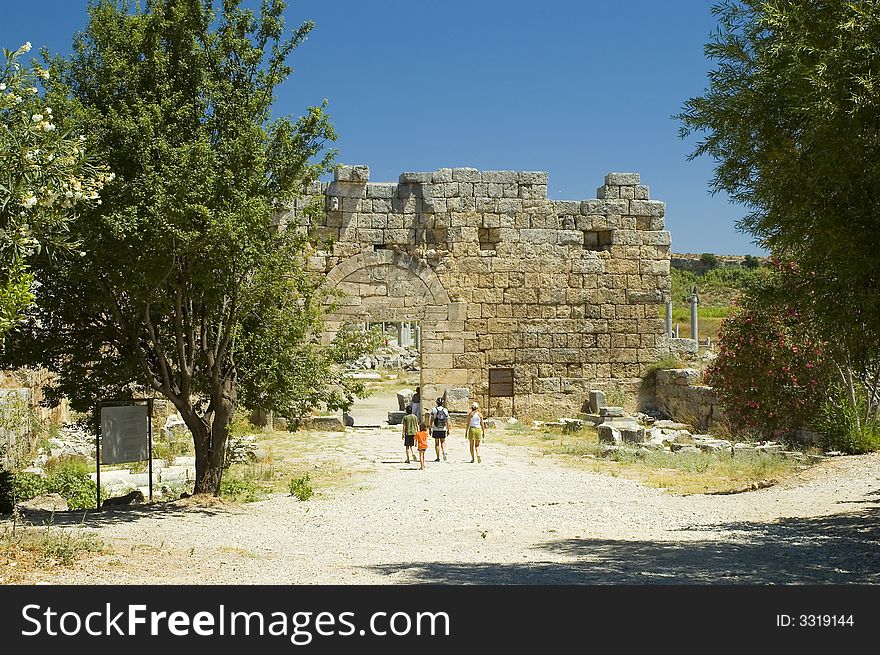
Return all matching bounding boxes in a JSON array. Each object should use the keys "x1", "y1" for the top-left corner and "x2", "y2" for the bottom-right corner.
[{"x1": 705, "y1": 293, "x2": 832, "y2": 439}]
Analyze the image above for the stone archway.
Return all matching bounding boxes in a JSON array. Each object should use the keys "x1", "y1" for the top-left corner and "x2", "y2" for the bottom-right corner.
[{"x1": 322, "y1": 249, "x2": 469, "y2": 416}]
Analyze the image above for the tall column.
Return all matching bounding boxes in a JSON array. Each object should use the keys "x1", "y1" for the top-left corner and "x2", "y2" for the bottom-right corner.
[
  {"x1": 689, "y1": 285, "x2": 699, "y2": 343},
  {"x1": 664, "y1": 294, "x2": 673, "y2": 338}
]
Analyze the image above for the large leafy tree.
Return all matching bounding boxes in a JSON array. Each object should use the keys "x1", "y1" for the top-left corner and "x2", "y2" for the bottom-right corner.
[
  {"x1": 679, "y1": 0, "x2": 880, "y2": 422},
  {"x1": 2, "y1": 0, "x2": 372, "y2": 494}
]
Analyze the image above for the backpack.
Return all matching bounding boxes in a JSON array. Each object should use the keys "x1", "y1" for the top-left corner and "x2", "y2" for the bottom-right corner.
[{"x1": 433, "y1": 407, "x2": 448, "y2": 429}]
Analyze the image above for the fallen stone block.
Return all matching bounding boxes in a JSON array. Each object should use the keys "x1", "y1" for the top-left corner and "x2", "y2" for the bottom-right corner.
[
  {"x1": 308, "y1": 415, "x2": 345, "y2": 431},
  {"x1": 397, "y1": 389, "x2": 414, "y2": 411},
  {"x1": 387, "y1": 410, "x2": 405, "y2": 425},
  {"x1": 588, "y1": 390, "x2": 607, "y2": 414},
  {"x1": 597, "y1": 424, "x2": 621, "y2": 444}
]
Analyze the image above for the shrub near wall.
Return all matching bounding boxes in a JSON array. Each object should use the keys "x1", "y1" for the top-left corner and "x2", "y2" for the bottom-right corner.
[{"x1": 705, "y1": 301, "x2": 832, "y2": 438}]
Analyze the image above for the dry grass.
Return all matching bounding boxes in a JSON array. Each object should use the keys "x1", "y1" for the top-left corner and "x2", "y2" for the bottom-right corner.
[
  {"x1": 223, "y1": 429, "x2": 372, "y2": 500},
  {"x1": 493, "y1": 423, "x2": 806, "y2": 495},
  {"x1": 0, "y1": 519, "x2": 106, "y2": 583}
]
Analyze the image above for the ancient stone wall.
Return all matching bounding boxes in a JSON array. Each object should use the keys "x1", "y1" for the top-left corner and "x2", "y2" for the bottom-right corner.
[
  {"x1": 648, "y1": 368, "x2": 725, "y2": 430},
  {"x1": 280, "y1": 165, "x2": 671, "y2": 418}
]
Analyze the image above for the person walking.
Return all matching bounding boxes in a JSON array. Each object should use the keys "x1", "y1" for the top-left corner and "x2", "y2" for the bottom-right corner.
[
  {"x1": 466, "y1": 402, "x2": 485, "y2": 463},
  {"x1": 401, "y1": 404, "x2": 419, "y2": 464},
  {"x1": 415, "y1": 426, "x2": 429, "y2": 470},
  {"x1": 428, "y1": 396, "x2": 450, "y2": 462},
  {"x1": 410, "y1": 386, "x2": 421, "y2": 426}
]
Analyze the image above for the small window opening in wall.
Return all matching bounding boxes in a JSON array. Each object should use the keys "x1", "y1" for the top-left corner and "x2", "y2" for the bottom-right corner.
[
  {"x1": 583, "y1": 229, "x2": 613, "y2": 251},
  {"x1": 374, "y1": 244, "x2": 391, "y2": 251},
  {"x1": 479, "y1": 227, "x2": 501, "y2": 251}
]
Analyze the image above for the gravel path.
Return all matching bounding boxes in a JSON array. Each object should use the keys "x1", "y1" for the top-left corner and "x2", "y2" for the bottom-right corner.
[{"x1": 17, "y1": 424, "x2": 880, "y2": 585}]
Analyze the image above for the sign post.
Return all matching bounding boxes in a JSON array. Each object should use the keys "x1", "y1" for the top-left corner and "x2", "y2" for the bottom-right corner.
[
  {"x1": 96, "y1": 398, "x2": 154, "y2": 510},
  {"x1": 488, "y1": 368, "x2": 515, "y2": 417}
]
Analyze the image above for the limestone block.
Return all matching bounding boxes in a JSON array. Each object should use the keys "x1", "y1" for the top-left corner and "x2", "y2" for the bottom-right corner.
[
  {"x1": 441, "y1": 339, "x2": 466, "y2": 354},
  {"x1": 604, "y1": 172, "x2": 640, "y2": 186},
  {"x1": 518, "y1": 348, "x2": 550, "y2": 363},
  {"x1": 629, "y1": 200, "x2": 666, "y2": 217},
  {"x1": 502, "y1": 183, "x2": 519, "y2": 198},
  {"x1": 399, "y1": 171, "x2": 432, "y2": 184},
  {"x1": 639, "y1": 231, "x2": 672, "y2": 246},
  {"x1": 634, "y1": 185, "x2": 650, "y2": 200},
  {"x1": 580, "y1": 199, "x2": 630, "y2": 215},
  {"x1": 520, "y1": 229, "x2": 557, "y2": 244},
  {"x1": 619, "y1": 186, "x2": 635, "y2": 200},
  {"x1": 366, "y1": 183, "x2": 395, "y2": 198},
  {"x1": 335, "y1": 164, "x2": 370, "y2": 182},
  {"x1": 423, "y1": 354, "x2": 454, "y2": 369},
  {"x1": 552, "y1": 200, "x2": 580, "y2": 215},
  {"x1": 641, "y1": 259, "x2": 670, "y2": 275},
  {"x1": 482, "y1": 171, "x2": 518, "y2": 184},
  {"x1": 538, "y1": 288, "x2": 566, "y2": 305},
  {"x1": 341, "y1": 197, "x2": 361, "y2": 213},
  {"x1": 518, "y1": 171, "x2": 549, "y2": 185},
  {"x1": 533, "y1": 377, "x2": 561, "y2": 393},
  {"x1": 596, "y1": 185, "x2": 619, "y2": 199},
  {"x1": 487, "y1": 349, "x2": 515, "y2": 364},
  {"x1": 597, "y1": 424, "x2": 622, "y2": 444},
  {"x1": 557, "y1": 229, "x2": 583, "y2": 246},
  {"x1": 628, "y1": 289, "x2": 663, "y2": 304},
  {"x1": 442, "y1": 387, "x2": 471, "y2": 412},
  {"x1": 433, "y1": 168, "x2": 453, "y2": 183},
  {"x1": 452, "y1": 168, "x2": 481, "y2": 182}
]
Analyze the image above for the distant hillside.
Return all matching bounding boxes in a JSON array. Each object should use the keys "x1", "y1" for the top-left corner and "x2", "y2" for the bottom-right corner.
[
  {"x1": 671, "y1": 252, "x2": 768, "y2": 273},
  {"x1": 666, "y1": 255, "x2": 770, "y2": 339}
]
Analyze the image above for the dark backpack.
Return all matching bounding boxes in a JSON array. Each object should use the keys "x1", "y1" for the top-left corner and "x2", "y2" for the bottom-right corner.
[{"x1": 433, "y1": 407, "x2": 448, "y2": 429}]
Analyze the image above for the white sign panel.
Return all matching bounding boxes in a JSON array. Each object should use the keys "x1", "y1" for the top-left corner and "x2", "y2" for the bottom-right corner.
[{"x1": 101, "y1": 404, "x2": 149, "y2": 465}]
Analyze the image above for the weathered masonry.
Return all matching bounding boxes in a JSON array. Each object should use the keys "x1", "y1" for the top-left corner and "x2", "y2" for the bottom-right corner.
[{"x1": 280, "y1": 165, "x2": 671, "y2": 417}]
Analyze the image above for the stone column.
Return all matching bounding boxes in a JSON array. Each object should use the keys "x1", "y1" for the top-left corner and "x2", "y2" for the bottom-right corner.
[
  {"x1": 664, "y1": 295, "x2": 673, "y2": 337},
  {"x1": 689, "y1": 286, "x2": 699, "y2": 343}
]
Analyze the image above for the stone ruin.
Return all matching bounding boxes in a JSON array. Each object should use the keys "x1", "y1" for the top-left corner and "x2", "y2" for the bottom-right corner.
[{"x1": 279, "y1": 165, "x2": 671, "y2": 418}]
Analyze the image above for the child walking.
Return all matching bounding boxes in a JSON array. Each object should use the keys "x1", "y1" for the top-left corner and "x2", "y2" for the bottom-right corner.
[
  {"x1": 415, "y1": 426, "x2": 429, "y2": 470},
  {"x1": 401, "y1": 404, "x2": 419, "y2": 463}
]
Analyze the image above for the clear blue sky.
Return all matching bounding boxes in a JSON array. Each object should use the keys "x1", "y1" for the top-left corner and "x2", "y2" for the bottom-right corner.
[{"x1": 0, "y1": 0, "x2": 762, "y2": 255}]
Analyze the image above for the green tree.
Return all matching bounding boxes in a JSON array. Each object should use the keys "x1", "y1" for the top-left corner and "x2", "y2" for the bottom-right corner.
[
  {"x1": 2, "y1": 0, "x2": 373, "y2": 494},
  {"x1": 679, "y1": 0, "x2": 880, "y2": 425},
  {"x1": 1, "y1": 41, "x2": 111, "y2": 340}
]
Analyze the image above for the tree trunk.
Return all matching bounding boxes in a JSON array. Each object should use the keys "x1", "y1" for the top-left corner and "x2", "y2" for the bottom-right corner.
[{"x1": 181, "y1": 400, "x2": 233, "y2": 496}]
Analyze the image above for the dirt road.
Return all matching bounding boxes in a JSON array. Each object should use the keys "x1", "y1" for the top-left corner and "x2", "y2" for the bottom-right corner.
[{"x1": 14, "y1": 423, "x2": 880, "y2": 585}]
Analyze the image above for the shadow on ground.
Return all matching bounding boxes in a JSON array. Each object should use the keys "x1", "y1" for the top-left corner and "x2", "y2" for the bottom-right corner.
[
  {"x1": 369, "y1": 506, "x2": 880, "y2": 584},
  {"x1": 7, "y1": 499, "x2": 234, "y2": 529}
]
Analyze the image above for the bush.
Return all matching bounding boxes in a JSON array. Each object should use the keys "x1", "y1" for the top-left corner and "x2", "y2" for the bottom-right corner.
[
  {"x1": 700, "y1": 252, "x2": 719, "y2": 269},
  {"x1": 743, "y1": 254, "x2": 761, "y2": 269},
  {"x1": 219, "y1": 475, "x2": 261, "y2": 503},
  {"x1": 288, "y1": 474, "x2": 313, "y2": 501},
  {"x1": 706, "y1": 296, "x2": 833, "y2": 438},
  {"x1": 814, "y1": 385, "x2": 880, "y2": 454},
  {"x1": 44, "y1": 455, "x2": 92, "y2": 478},
  {"x1": 13, "y1": 472, "x2": 47, "y2": 501},
  {"x1": 47, "y1": 469, "x2": 97, "y2": 510}
]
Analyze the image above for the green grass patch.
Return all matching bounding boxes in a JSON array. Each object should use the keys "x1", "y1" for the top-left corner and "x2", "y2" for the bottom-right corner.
[{"x1": 288, "y1": 474, "x2": 314, "y2": 501}]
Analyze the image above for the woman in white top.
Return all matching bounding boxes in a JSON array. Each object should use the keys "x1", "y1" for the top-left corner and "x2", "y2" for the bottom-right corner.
[{"x1": 465, "y1": 402, "x2": 485, "y2": 463}]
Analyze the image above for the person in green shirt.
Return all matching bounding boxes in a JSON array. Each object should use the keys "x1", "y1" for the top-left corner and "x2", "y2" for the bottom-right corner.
[{"x1": 401, "y1": 404, "x2": 420, "y2": 464}]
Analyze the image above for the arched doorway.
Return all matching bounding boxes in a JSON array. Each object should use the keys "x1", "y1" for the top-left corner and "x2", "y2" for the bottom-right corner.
[{"x1": 323, "y1": 249, "x2": 463, "y2": 426}]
